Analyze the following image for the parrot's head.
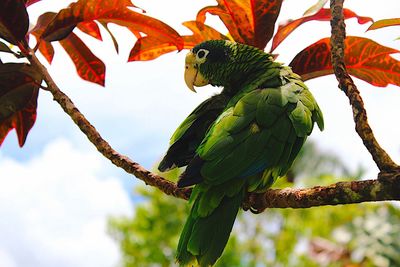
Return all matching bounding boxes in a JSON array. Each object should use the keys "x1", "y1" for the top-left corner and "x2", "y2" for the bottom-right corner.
[{"x1": 184, "y1": 40, "x2": 271, "y2": 92}]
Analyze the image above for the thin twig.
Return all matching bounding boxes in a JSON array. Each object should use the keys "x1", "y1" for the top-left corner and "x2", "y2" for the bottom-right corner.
[{"x1": 329, "y1": 0, "x2": 399, "y2": 172}]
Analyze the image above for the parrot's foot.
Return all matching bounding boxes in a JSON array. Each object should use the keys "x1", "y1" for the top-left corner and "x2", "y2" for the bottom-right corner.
[{"x1": 242, "y1": 192, "x2": 267, "y2": 214}]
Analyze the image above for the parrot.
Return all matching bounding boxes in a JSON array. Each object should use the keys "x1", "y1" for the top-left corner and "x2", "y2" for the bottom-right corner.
[{"x1": 158, "y1": 40, "x2": 324, "y2": 266}]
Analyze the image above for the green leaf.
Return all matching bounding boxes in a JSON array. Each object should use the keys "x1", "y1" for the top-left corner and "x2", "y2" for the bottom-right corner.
[{"x1": 303, "y1": 0, "x2": 328, "y2": 16}]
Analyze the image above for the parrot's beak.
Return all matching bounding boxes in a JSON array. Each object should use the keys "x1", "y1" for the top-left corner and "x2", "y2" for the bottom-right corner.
[{"x1": 184, "y1": 52, "x2": 209, "y2": 92}]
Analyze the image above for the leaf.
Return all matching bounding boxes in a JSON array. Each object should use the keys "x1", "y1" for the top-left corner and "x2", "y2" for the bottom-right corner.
[
  {"x1": 0, "y1": 41, "x2": 14, "y2": 54},
  {"x1": 0, "y1": 63, "x2": 42, "y2": 147},
  {"x1": 40, "y1": 0, "x2": 183, "y2": 51},
  {"x1": 271, "y1": 8, "x2": 373, "y2": 52},
  {"x1": 129, "y1": 21, "x2": 228, "y2": 61},
  {"x1": 99, "y1": 21, "x2": 119, "y2": 53},
  {"x1": 197, "y1": 0, "x2": 283, "y2": 49},
  {"x1": 303, "y1": 0, "x2": 328, "y2": 16},
  {"x1": 77, "y1": 21, "x2": 102, "y2": 41},
  {"x1": 367, "y1": 18, "x2": 400, "y2": 31},
  {"x1": 30, "y1": 12, "x2": 56, "y2": 63},
  {"x1": 289, "y1": 36, "x2": 400, "y2": 87},
  {"x1": 36, "y1": 38, "x2": 55, "y2": 64},
  {"x1": 31, "y1": 12, "x2": 104, "y2": 84},
  {"x1": 59, "y1": 32, "x2": 106, "y2": 86},
  {"x1": 24, "y1": 0, "x2": 42, "y2": 7},
  {"x1": 0, "y1": 0, "x2": 29, "y2": 44}
]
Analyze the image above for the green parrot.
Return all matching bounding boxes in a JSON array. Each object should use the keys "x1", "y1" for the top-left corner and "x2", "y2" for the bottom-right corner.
[{"x1": 159, "y1": 40, "x2": 324, "y2": 266}]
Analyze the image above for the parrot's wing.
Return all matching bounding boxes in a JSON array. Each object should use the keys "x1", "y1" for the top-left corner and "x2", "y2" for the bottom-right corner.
[
  {"x1": 158, "y1": 93, "x2": 229, "y2": 172},
  {"x1": 179, "y1": 76, "x2": 323, "y2": 188}
]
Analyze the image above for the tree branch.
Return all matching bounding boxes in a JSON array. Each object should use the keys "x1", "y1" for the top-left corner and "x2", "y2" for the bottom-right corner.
[
  {"x1": 329, "y1": 0, "x2": 399, "y2": 172},
  {"x1": 27, "y1": 49, "x2": 191, "y2": 201},
  {"x1": 245, "y1": 172, "x2": 400, "y2": 211}
]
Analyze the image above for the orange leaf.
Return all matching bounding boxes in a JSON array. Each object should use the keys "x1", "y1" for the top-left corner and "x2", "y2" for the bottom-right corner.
[
  {"x1": 129, "y1": 21, "x2": 228, "y2": 61},
  {"x1": 271, "y1": 8, "x2": 373, "y2": 52},
  {"x1": 59, "y1": 32, "x2": 106, "y2": 86},
  {"x1": 77, "y1": 21, "x2": 102, "y2": 41},
  {"x1": 0, "y1": 63, "x2": 42, "y2": 147},
  {"x1": 197, "y1": 0, "x2": 283, "y2": 49},
  {"x1": 41, "y1": 0, "x2": 183, "y2": 51},
  {"x1": 0, "y1": 0, "x2": 29, "y2": 44},
  {"x1": 289, "y1": 36, "x2": 400, "y2": 87},
  {"x1": 99, "y1": 22, "x2": 120, "y2": 53},
  {"x1": 30, "y1": 12, "x2": 56, "y2": 63},
  {"x1": 367, "y1": 18, "x2": 400, "y2": 31},
  {"x1": 31, "y1": 12, "x2": 105, "y2": 84},
  {"x1": 36, "y1": 38, "x2": 54, "y2": 64}
]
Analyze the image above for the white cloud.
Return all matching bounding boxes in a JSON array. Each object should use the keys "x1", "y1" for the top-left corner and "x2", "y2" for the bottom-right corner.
[{"x1": 0, "y1": 139, "x2": 132, "y2": 267}]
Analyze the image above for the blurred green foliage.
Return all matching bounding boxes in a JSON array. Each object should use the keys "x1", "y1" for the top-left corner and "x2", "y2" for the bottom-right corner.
[{"x1": 108, "y1": 143, "x2": 400, "y2": 267}]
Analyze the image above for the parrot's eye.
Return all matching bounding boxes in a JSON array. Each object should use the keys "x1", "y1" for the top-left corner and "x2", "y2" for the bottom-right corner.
[{"x1": 196, "y1": 49, "x2": 209, "y2": 62}]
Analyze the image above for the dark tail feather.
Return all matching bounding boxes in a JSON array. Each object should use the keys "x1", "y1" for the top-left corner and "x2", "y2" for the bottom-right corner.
[
  {"x1": 177, "y1": 156, "x2": 204, "y2": 188},
  {"x1": 176, "y1": 187, "x2": 245, "y2": 266}
]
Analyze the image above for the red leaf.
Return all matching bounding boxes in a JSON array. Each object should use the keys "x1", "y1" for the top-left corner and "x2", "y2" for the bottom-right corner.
[
  {"x1": 271, "y1": 8, "x2": 373, "y2": 52},
  {"x1": 40, "y1": 0, "x2": 183, "y2": 51},
  {"x1": 129, "y1": 21, "x2": 228, "y2": 61},
  {"x1": 30, "y1": 12, "x2": 55, "y2": 35},
  {"x1": 0, "y1": 63, "x2": 42, "y2": 147},
  {"x1": 59, "y1": 32, "x2": 106, "y2": 86},
  {"x1": 36, "y1": 39, "x2": 55, "y2": 64},
  {"x1": 197, "y1": 0, "x2": 283, "y2": 49},
  {"x1": 289, "y1": 36, "x2": 400, "y2": 87},
  {"x1": 31, "y1": 12, "x2": 104, "y2": 84},
  {"x1": 367, "y1": 18, "x2": 400, "y2": 31},
  {"x1": 30, "y1": 12, "x2": 56, "y2": 63},
  {"x1": 77, "y1": 21, "x2": 102, "y2": 41},
  {"x1": 25, "y1": 0, "x2": 41, "y2": 7},
  {"x1": 0, "y1": 0, "x2": 29, "y2": 44}
]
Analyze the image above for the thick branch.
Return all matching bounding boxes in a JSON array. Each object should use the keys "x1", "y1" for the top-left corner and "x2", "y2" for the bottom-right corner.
[
  {"x1": 329, "y1": 0, "x2": 399, "y2": 172},
  {"x1": 247, "y1": 171, "x2": 400, "y2": 210},
  {"x1": 27, "y1": 49, "x2": 191, "y2": 201}
]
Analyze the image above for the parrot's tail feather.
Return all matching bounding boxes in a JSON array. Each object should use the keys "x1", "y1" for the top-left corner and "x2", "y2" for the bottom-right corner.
[
  {"x1": 158, "y1": 158, "x2": 174, "y2": 172},
  {"x1": 178, "y1": 156, "x2": 204, "y2": 187},
  {"x1": 177, "y1": 186, "x2": 245, "y2": 266}
]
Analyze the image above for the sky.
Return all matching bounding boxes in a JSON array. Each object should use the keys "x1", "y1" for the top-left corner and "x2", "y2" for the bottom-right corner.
[{"x1": 1, "y1": 0, "x2": 400, "y2": 266}]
